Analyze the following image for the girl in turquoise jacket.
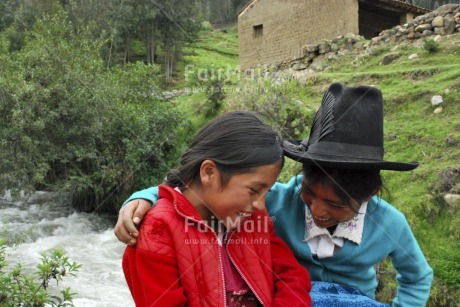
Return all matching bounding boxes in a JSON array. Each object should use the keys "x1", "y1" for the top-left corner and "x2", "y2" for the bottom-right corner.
[{"x1": 116, "y1": 83, "x2": 433, "y2": 306}]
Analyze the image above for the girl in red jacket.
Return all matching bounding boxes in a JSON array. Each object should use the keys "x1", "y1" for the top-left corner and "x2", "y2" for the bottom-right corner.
[{"x1": 122, "y1": 111, "x2": 312, "y2": 307}]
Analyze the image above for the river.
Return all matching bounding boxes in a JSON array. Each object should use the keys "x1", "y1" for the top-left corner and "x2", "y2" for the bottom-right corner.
[{"x1": 0, "y1": 190, "x2": 134, "y2": 307}]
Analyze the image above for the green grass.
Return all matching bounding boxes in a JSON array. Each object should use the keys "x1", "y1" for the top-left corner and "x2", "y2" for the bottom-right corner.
[
  {"x1": 170, "y1": 27, "x2": 460, "y2": 306},
  {"x1": 165, "y1": 24, "x2": 240, "y2": 134},
  {"x1": 176, "y1": 24, "x2": 239, "y2": 87}
]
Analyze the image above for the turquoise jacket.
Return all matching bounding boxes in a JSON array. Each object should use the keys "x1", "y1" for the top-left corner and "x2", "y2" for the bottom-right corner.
[{"x1": 125, "y1": 175, "x2": 433, "y2": 307}]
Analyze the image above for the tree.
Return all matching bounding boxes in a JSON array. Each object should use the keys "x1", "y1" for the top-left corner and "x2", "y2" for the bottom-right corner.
[
  {"x1": 0, "y1": 4, "x2": 188, "y2": 213},
  {"x1": 0, "y1": 0, "x2": 21, "y2": 32},
  {"x1": 153, "y1": 0, "x2": 201, "y2": 84}
]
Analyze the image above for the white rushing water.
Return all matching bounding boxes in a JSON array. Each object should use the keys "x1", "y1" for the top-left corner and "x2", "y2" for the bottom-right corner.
[{"x1": 0, "y1": 191, "x2": 135, "y2": 307}]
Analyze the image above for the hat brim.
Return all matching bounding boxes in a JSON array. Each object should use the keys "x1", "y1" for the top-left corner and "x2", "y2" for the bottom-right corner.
[{"x1": 283, "y1": 140, "x2": 419, "y2": 171}]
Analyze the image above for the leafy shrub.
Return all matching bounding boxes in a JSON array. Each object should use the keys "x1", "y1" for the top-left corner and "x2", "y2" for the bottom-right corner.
[
  {"x1": 423, "y1": 38, "x2": 440, "y2": 53},
  {"x1": 0, "y1": 240, "x2": 79, "y2": 306},
  {"x1": 224, "y1": 77, "x2": 317, "y2": 140},
  {"x1": 0, "y1": 6, "x2": 188, "y2": 213},
  {"x1": 200, "y1": 21, "x2": 213, "y2": 32}
]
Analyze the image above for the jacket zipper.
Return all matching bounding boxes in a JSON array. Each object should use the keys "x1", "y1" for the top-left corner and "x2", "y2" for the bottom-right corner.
[
  {"x1": 225, "y1": 231, "x2": 265, "y2": 306},
  {"x1": 175, "y1": 206, "x2": 227, "y2": 306}
]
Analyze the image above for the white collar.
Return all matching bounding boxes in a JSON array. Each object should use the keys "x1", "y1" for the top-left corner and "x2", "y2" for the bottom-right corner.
[{"x1": 304, "y1": 202, "x2": 368, "y2": 258}]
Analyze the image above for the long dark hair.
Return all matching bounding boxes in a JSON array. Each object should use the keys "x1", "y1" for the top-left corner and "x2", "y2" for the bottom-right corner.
[
  {"x1": 301, "y1": 164, "x2": 382, "y2": 209},
  {"x1": 165, "y1": 111, "x2": 284, "y2": 188}
]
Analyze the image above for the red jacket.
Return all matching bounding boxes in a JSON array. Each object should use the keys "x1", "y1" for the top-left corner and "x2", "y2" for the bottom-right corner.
[{"x1": 123, "y1": 185, "x2": 311, "y2": 306}]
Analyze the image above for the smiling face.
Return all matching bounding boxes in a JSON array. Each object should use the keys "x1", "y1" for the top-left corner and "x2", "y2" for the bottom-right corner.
[
  {"x1": 190, "y1": 160, "x2": 281, "y2": 230},
  {"x1": 300, "y1": 180, "x2": 362, "y2": 229}
]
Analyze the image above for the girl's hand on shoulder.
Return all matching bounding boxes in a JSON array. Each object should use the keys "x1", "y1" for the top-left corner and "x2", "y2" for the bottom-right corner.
[{"x1": 114, "y1": 199, "x2": 151, "y2": 246}]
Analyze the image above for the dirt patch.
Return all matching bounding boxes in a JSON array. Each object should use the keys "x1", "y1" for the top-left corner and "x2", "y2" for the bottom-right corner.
[
  {"x1": 446, "y1": 135, "x2": 460, "y2": 147},
  {"x1": 406, "y1": 69, "x2": 439, "y2": 81},
  {"x1": 407, "y1": 135, "x2": 436, "y2": 145},
  {"x1": 432, "y1": 168, "x2": 460, "y2": 194}
]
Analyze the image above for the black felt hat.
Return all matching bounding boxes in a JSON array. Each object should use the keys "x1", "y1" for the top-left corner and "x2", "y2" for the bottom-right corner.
[{"x1": 283, "y1": 83, "x2": 419, "y2": 171}]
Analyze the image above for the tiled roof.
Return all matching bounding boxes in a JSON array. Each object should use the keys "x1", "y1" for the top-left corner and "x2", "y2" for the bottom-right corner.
[
  {"x1": 366, "y1": 0, "x2": 430, "y2": 14},
  {"x1": 238, "y1": 0, "x2": 258, "y2": 15}
]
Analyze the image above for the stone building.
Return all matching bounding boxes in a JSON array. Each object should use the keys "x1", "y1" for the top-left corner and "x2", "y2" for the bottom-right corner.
[{"x1": 238, "y1": 0, "x2": 429, "y2": 70}]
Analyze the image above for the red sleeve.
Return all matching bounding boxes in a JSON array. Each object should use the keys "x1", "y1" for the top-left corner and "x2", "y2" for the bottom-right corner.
[
  {"x1": 269, "y1": 221, "x2": 312, "y2": 306},
  {"x1": 122, "y1": 217, "x2": 187, "y2": 307}
]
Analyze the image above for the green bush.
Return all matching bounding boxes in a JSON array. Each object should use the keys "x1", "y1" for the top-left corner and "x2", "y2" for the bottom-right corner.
[
  {"x1": 423, "y1": 38, "x2": 440, "y2": 53},
  {"x1": 0, "y1": 240, "x2": 80, "y2": 306},
  {"x1": 200, "y1": 21, "x2": 213, "y2": 32},
  {"x1": 0, "y1": 5, "x2": 188, "y2": 213},
  {"x1": 224, "y1": 77, "x2": 317, "y2": 140}
]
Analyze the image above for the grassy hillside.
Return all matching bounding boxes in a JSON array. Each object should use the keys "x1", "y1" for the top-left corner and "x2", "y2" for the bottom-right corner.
[{"x1": 172, "y1": 24, "x2": 460, "y2": 306}]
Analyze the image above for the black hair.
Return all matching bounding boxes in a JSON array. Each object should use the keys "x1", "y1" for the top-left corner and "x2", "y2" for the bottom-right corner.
[
  {"x1": 300, "y1": 164, "x2": 382, "y2": 209},
  {"x1": 165, "y1": 111, "x2": 284, "y2": 188}
]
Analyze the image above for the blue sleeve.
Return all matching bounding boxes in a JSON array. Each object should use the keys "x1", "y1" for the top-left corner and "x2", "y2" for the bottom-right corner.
[
  {"x1": 390, "y1": 215, "x2": 433, "y2": 307},
  {"x1": 122, "y1": 186, "x2": 159, "y2": 207}
]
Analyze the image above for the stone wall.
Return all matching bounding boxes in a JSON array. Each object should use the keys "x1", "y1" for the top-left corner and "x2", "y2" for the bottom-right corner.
[
  {"x1": 371, "y1": 3, "x2": 460, "y2": 45},
  {"x1": 238, "y1": 0, "x2": 358, "y2": 71},
  {"x1": 266, "y1": 4, "x2": 460, "y2": 77}
]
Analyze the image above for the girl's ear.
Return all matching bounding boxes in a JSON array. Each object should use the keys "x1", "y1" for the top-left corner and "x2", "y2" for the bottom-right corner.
[{"x1": 200, "y1": 160, "x2": 218, "y2": 186}]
